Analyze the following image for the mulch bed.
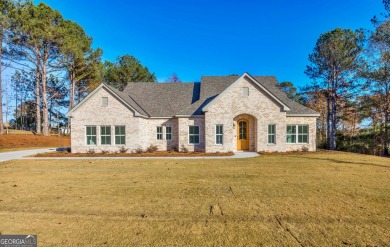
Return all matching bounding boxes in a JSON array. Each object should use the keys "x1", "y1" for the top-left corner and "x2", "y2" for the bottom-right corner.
[{"x1": 34, "y1": 151, "x2": 235, "y2": 157}]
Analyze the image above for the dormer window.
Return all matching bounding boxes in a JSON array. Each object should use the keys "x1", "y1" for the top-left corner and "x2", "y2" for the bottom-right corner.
[{"x1": 102, "y1": 97, "x2": 108, "y2": 107}]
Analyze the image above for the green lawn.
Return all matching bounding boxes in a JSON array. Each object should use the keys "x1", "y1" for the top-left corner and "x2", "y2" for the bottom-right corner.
[{"x1": 0, "y1": 152, "x2": 389, "y2": 246}]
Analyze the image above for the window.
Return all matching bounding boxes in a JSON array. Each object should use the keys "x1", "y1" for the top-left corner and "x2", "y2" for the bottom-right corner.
[
  {"x1": 286, "y1": 125, "x2": 308, "y2": 144},
  {"x1": 115, "y1": 126, "x2": 125, "y2": 145},
  {"x1": 215, "y1": 124, "x2": 223, "y2": 144},
  {"x1": 268, "y1": 124, "x2": 276, "y2": 144},
  {"x1": 298, "y1": 125, "x2": 308, "y2": 143},
  {"x1": 157, "y1": 126, "x2": 163, "y2": 140},
  {"x1": 166, "y1": 126, "x2": 172, "y2": 141},
  {"x1": 189, "y1": 126, "x2": 200, "y2": 144},
  {"x1": 86, "y1": 126, "x2": 96, "y2": 145},
  {"x1": 100, "y1": 126, "x2": 111, "y2": 145},
  {"x1": 242, "y1": 87, "x2": 249, "y2": 97},
  {"x1": 102, "y1": 97, "x2": 108, "y2": 107}
]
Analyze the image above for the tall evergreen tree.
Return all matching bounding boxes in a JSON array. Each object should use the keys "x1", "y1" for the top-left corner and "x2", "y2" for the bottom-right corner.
[
  {"x1": 59, "y1": 20, "x2": 103, "y2": 111},
  {"x1": 0, "y1": 0, "x2": 13, "y2": 134},
  {"x1": 305, "y1": 28, "x2": 364, "y2": 150},
  {"x1": 5, "y1": 2, "x2": 65, "y2": 135},
  {"x1": 104, "y1": 55, "x2": 156, "y2": 90},
  {"x1": 362, "y1": 20, "x2": 390, "y2": 156}
]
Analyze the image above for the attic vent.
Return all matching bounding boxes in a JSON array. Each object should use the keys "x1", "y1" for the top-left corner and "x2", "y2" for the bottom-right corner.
[
  {"x1": 242, "y1": 87, "x2": 249, "y2": 97},
  {"x1": 102, "y1": 97, "x2": 108, "y2": 107}
]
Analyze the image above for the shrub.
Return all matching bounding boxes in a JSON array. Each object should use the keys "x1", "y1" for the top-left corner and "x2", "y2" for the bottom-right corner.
[
  {"x1": 101, "y1": 149, "x2": 110, "y2": 154},
  {"x1": 118, "y1": 146, "x2": 129, "y2": 153},
  {"x1": 180, "y1": 144, "x2": 188, "y2": 153},
  {"x1": 87, "y1": 148, "x2": 95, "y2": 154},
  {"x1": 301, "y1": 146, "x2": 309, "y2": 152},
  {"x1": 146, "y1": 144, "x2": 158, "y2": 153},
  {"x1": 134, "y1": 147, "x2": 144, "y2": 154}
]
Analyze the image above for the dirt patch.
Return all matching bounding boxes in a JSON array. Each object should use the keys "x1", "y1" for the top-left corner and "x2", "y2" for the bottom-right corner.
[
  {"x1": 34, "y1": 150, "x2": 234, "y2": 157},
  {"x1": 0, "y1": 134, "x2": 70, "y2": 150}
]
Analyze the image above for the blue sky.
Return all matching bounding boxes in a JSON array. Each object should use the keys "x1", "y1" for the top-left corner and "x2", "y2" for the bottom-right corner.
[{"x1": 21, "y1": 0, "x2": 385, "y2": 87}]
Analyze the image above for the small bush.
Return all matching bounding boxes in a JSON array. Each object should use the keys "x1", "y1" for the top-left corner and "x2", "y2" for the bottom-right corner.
[
  {"x1": 169, "y1": 145, "x2": 178, "y2": 152},
  {"x1": 301, "y1": 146, "x2": 309, "y2": 152},
  {"x1": 87, "y1": 148, "x2": 95, "y2": 154},
  {"x1": 118, "y1": 146, "x2": 129, "y2": 153},
  {"x1": 146, "y1": 144, "x2": 158, "y2": 153},
  {"x1": 134, "y1": 147, "x2": 144, "y2": 154},
  {"x1": 180, "y1": 144, "x2": 188, "y2": 153},
  {"x1": 101, "y1": 149, "x2": 110, "y2": 154}
]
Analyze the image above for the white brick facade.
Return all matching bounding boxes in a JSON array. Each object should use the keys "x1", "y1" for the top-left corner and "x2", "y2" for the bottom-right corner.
[{"x1": 69, "y1": 77, "x2": 317, "y2": 153}]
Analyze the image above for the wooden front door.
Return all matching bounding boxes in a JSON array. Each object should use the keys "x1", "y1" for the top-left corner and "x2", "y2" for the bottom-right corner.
[{"x1": 237, "y1": 120, "x2": 249, "y2": 150}]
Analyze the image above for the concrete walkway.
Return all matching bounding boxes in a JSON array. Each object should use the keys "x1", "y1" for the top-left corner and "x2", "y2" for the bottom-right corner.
[
  {"x1": 0, "y1": 148, "x2": 56, "y2": 162},
  {"x1": 0, "y1": 149, "x2": 259, "y2": 162}
]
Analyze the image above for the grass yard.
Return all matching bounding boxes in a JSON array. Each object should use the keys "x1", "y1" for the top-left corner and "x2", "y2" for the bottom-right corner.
[{"x1": 0, "y1": 152, "x2": 389, "y2": 246}]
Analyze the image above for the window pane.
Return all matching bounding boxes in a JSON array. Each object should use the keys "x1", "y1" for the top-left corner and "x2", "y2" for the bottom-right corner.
[
  {"x1": 216, "y1": 135, "x2": 222, "y2": 144},
  {"x1": 268, "y1": 135, "x2": 273, "y2": 144},
  {"x1": 194, "y1": 126, "x2": 199, "y2": 134},
  {"x1": 287, "y1": 134, "x2": 296, "y2": 143},
  {"x1": 194, "y1": 135, "x2": 199, "y2": 144},
  {"x1": 287, "y1": 126, "x2": 296, "y2": 134},
  {"x1": 87, "y1": 127, "x2": 91, "y2": 135},
  {"x1": 115, "y1": 126, "x2": 125, "y2": 135}
]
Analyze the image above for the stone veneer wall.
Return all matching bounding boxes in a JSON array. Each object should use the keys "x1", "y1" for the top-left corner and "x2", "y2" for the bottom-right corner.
[{"x1": 205, "y1": 76, "x2": 288, "y2": 153}]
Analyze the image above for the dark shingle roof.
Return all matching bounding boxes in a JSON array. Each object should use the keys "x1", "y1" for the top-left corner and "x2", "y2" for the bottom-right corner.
[{"x1": 119, "y1": 76, "x2": 318, "y2": 117}]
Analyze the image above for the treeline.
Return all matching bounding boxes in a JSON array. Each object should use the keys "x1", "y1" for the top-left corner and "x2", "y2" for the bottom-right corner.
[
  {"x1": 0, "y1": 0, "x2": 156, "y2": 135},
  {"x1": 281, "y1": 1, "x2": 389, "y2": 156}
]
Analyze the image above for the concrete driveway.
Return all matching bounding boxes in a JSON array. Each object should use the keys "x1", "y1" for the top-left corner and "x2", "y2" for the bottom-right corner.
[{"x1": 0, "y1": 148, "x2": 56, "y2": 162}]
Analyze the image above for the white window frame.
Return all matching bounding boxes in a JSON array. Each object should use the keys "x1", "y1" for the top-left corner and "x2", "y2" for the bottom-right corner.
[
  {"x1": 286, "y1": 125, "x2": 309, "y2": 144},
  {"x1": 268, "y1": 124, "x2": 276, "y2": 145},
  {"x1": 166, "y1": 126, "x2": 172, "y2": 141},
  {"x1": 215, "y1": 124, "x2": 223, "y2": 145},
  {"x1": 115, "y1": 126, "x2": 126, "y2": 145},
  {"x1": 156, "y1": 126, "x2": 163, "y2": 140},
  {"x1": 102, "y1": 97, "x2": 108, "y2": 107},
  {"x1": 86, "y1": 126, "x2": 97, "y2": 146},
  {"x1": 100, "y1": 125, "x2": 111, "y2": 145},
  {"x1": 188, "y1": 125, "x2": 200, "y2": 145}
]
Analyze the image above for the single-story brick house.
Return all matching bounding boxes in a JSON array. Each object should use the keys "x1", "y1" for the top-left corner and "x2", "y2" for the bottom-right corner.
[{"x1": 66, "y1": 73, "x2": 319, "y2": 153}]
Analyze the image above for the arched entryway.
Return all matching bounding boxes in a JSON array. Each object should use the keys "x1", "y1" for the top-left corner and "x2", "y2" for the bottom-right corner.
[{"x1": 234, "y1": 114, "x2": 257, "y2": 151}]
